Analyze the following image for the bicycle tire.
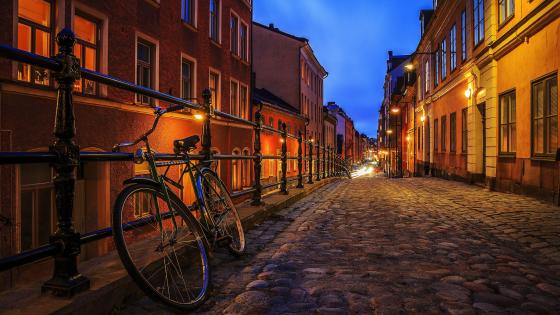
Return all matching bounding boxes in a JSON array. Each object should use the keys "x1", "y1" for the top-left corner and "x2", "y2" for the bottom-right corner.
[{"x1": 112, "y1": 183, "x2": 211, "y2": 311}]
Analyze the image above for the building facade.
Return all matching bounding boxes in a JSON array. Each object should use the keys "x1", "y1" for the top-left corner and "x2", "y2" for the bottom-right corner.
[
  {"x1": 0, "y1": 0, "x2": 253, "y2": 289},
  {"x1": 408, "y1": 0, "x2": 559, "y2": 202}
]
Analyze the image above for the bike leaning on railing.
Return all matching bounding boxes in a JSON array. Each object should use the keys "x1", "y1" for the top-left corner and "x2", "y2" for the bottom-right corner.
[{"x1": 111, "y1": 103, "x2": 245, "y2": 310}]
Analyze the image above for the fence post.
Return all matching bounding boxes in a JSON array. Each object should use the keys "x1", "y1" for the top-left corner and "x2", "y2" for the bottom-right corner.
[
  {"x1": 315, "y1": 143, "x2": 321, "y2": 181},
  {"x1": 42, "y1": 28, "x2": 90, "y2": 297},
  {"x1": 307, "y1": 140, "x2": 313, "y2": 184},
  {"x1": 252, "y1": 105, "x2": 263, "y2": 205},
  {"x1": 322, "y1": 145, "x2": 326, "y2": 179},
  {"x1": 200, "y1": 89, "x2": 213, "y2": 166},
  {"x1": 297, "y1": 131, "x2": 304, "y2": 188},
  {"x1": 280, "y1": 122, "x2": 288, "y2": 194}
]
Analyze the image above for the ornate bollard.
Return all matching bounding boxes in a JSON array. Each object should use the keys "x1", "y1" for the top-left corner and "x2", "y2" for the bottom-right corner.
[
  {"x1": 322, "y1": 145, "x2": 327, "y2": 179},
  {"x1": 315, "y1": 142, "x2": 321, "y2": 181},
  {"x1": 42, "y1": 28, "x2": 90, "y2": 297},
  {"x1": 307, "y1": 140, "x2": 313, "y2": 184},
  {"x1": 252, "y1": 105, "x2": 263, "y2": 205},
  {"x1": 280, "y1": 122, "x2": 288, "y2": 194},
  {"x1": 297, "y1": 131, "x2": 304, "y2": 188}
]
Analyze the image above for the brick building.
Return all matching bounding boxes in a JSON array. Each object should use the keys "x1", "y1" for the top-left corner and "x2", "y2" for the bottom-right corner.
[
  {"x1": 252, "y1": 22, "x2": 328, "y2": 146},
  {"x1": 0, "y1": 0, "x2": 252, "y2": 289}
]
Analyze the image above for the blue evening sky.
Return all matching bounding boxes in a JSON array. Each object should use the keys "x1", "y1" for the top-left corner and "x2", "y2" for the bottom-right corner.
[{"x1": 254, "y1": 0, "x2": 433, "y2": 138}]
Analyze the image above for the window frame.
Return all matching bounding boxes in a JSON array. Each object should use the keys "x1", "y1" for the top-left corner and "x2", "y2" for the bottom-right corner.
[
  {"x1": 239, "y1": 21, "x2": 249, "y2": 62},
  {"x1": 209, "y1": 0, "x2": 221, "y2": 43},
  {"x1": 462, "y1": 108, "x2": 468, "y2": 153},
  {"x1": 450, "y1": 112, "x2": 457, "y2": 153},
  {"x1": 135, "y1": 37, "x2": 157, "y2": 105},
  {"x1": 180, "y1": 54, "x2": 197, "y2": 102},
  {"x1": 473, "y1": 0, "x2": 485, "y2": 47},
  {"x1": 16, "y1": 0, "x2": 55, "y2": 86},
  {"x1": 181, "y1": 0, "x2": 197, "y2": 27},
  {"x1": 73, "y1": 11, "x2": 100, "y2": 96},
  {"x1": 441, "y1": 39, "x2": 447, "y2": 80},
  {"x1": 441, "y1": 115, "x2": 447, "y2": 152},
  {"x1": 450, "y1": 24, "x2": 457, "y2": 72},
  {"x1": 498, "y1": 0, "x2": 514, "y2": 26},
  {"x1": 434, "y1": 49, "x2": 439, "y2": 87},
  {"x1": 209, "y1": 69, "x2": 221, "y2": 111},
  {"x1": 230, "y1": 78, "x2": 239, "y2": 116},
  {"x1": 434, "y1": 118, "x2": 439, "y2": 152},
  {"x1": 229, "y1": 11, "x2": 239, "y2": 56},
  {"x1": 531, "y1": 73, "x2": 558, "y2": 159},
  {"x1": 499, "y1": 89, "x2": 516, "y2": 155},
  {"x1": 461, "y1": 10, "x2": 467, "y2": 61}
]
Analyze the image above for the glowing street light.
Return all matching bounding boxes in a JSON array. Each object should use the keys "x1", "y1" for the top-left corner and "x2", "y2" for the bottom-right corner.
[
  {"x1": 391, "y1": 107, "x2": 400, "y2": 114},
  {"x1": 420, "y1": 115, "x2": 426, "y2": 122},
  {"x1": 404, "y1": 63, "x2": 414, "y2": 71},
  {"x1": 386, "y1": 129, "x2": 393, "y2": 135},
  {"x1": 464, "y1": 88, "x2": 473, "y2": 99},
  {"x1": 194, "y1": 113, "x2": 204, "y2": 120}
]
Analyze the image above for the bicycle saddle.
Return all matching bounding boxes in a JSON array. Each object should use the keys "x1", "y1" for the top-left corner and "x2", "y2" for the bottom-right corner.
[{"x1": 174, "y1": 135, "x2": 200, "y2": 154}]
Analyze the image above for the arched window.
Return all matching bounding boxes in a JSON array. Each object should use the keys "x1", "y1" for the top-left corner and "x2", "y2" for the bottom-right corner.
[
  {"x1": 232, "y1": 149, "x2": 241, "y2": 191},
  {"x1": 242, "y1": 148, "x2": 251, "y2": 188}
]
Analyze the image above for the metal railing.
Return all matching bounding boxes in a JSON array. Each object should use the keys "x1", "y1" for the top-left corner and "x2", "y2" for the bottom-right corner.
[{"x1": 0, "y1": 28, "x2": 351, "y2": 297}]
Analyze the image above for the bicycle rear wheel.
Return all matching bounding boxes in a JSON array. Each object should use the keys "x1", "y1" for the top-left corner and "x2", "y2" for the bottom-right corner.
[
  {"x1": 199, "y1": 169, "x2": 246, "y2": 255},
  {"x1": 112, "y1": 183, "x2": 210, "y2": 311}
]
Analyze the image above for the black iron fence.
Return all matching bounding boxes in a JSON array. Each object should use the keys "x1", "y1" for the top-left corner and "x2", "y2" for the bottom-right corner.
[{"x1": 0, "y1": 28, "x2": 351, "y2": 297}]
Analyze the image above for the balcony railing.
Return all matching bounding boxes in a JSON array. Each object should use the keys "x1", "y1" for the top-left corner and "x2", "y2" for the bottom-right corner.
[{"x1": 0, "y1": 28, "x2": 351, "y2": 297}]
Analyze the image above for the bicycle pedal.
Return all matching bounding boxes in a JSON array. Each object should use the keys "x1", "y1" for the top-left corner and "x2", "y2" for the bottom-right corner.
[{"x1": 215, "y1": 235, "x2": 233, "y2": 247}]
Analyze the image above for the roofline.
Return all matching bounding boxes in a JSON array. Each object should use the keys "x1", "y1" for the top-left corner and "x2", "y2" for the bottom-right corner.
[{"x1": 253, "y1": 21, "x2": 309, "y2": 43}]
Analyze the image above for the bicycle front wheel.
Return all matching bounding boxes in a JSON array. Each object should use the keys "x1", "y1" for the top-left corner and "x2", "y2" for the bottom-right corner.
[
  {"x1": 112, "y1": 183, "x2": 210, "y2": 311},
  {"x1": 199, "y1": 169, "x2": 246, "y2": 255}
]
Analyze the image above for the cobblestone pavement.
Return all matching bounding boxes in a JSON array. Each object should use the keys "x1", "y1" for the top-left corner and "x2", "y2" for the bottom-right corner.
[{"x1": 121, "y1": 173, "x2": 560, "y2": 314}]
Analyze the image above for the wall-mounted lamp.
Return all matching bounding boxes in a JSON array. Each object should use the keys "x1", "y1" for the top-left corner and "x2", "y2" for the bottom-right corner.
[
  {"x1": 420, "y1": 115, "x2": 426, "y2": 122},
  {"x1": 386, "y1": 129, "x2": 393, "y2": 134},
  {"x1": 464, "y1": 88, "x2": 473, "y2": 99},
  {"x1": 194, "y1": 113, "x2": 204, "y2": 120},
  {"x1": 404, "y1": 63, "x2": 415, "y2": 71},
  {"x1": 391, "y1": 107, "x2": 400, "y2": 114}
]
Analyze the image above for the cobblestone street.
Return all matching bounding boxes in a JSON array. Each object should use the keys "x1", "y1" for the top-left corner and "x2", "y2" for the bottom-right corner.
[{"x1": 122, "y1": 173, "x2": 560, "y2": 314}]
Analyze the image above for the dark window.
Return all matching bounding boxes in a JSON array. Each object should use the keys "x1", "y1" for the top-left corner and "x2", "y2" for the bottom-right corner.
[
  {"x1": 462, "y1": 108, "x2": 468, "y2": 153},
  {"x1": 230, "y1": 15, "x2": 238, "y2": 55},
  {"x1": 450, "y1": 25, "x2": 457, "y2": 71},
  {"x1": 441, "y1": 115, "x2": 447, "y2": 152},
  {"x1": 240, "y1": 23, "x2": 248, "y2": 61},
  {"x1": 17, "y1": 0, "x2": 53, "y2": 85},
  {"x1": 474, "y1": 0, "x2": 484, "y2": 46},
  {"x1": 74, "y1": 13, "x2": 99, "y2": 95},
  {"x1": 532, "y1": 74, "x2": 557, "y2": 157},
  {"x1": 499, "y1": 0, "x2": 514, "y2": 25},
  {"x1": 181, "y1": 0, "x2": 195, "y2": 25},
  {"x1": 461, "y1": 10, "x2": 467, "y2": 61},
  {"x1": 434, "y1": 49, "x2": 439, "y2": 87},
  {"x1": 136, "y1": 40, "x2": 154, "y2": 105},
  {"x1": 441, "y1": 39, "x2": 447, "y2": 80},
  {"x1": 210, "y1": 0, "x2": 219, "y2": 42},
  {"x1": 450, "y1": 112, "x2": 457, "y2": 152},
  {"x1": 209, "y1": 71, "x2": 220, "y2": 111},
  {"x1": 181, "y1": 59, "x2": 193, "y2": 100},
  {"x1": 499, "y1": 90, "x2": 516, "y2": 154},
  {"x1": 434, "y1": 119, "x2": 439, "y2": 152}
]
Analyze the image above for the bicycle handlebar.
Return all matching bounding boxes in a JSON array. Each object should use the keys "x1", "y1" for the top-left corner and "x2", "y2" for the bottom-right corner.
[{"x1": 113, "y1": 109, "x2": 165, "y2": 152}]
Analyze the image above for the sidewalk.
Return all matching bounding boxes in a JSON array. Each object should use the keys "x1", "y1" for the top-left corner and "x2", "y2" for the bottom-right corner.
[{"x1": 0, "y1": 178, "x2": 340, "y2": 315}]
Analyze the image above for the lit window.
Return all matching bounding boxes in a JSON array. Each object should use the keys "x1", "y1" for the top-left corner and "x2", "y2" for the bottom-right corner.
[
  {"x1": 230, "y1": 80, "x2": 238, "y2": 115},
  {"x1": 74, "y1": 13, "x2": 99, "y2": 95},
  {"x1": 499, "y1": 91, "x2": 516, "y2": 154},
  {"x1": 17, "y1": 0, "x2": 52, "y2": 85},
  {"x1": 136, "y1": 40, "x2": 154, "y2": 105},
  {"x1": 209, "y1": 71, "x2": 220, "y2": 111},
  {"x1": 230, "y1": 15, "x2": 238, "y2": 55},
  {"x1": 532, "y1": 75, "x2": 557, "y2": 157},
  {"x1": 498, "y1": 0, "x2": 514, "y2": 25},
  {"x1": 210, "y1": 0, "x2": 220, "y2": 42}
]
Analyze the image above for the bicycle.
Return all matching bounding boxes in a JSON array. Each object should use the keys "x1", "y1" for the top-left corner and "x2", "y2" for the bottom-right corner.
[{"x1": 111, "y1": 104, "x2": 245, "y2": 311}]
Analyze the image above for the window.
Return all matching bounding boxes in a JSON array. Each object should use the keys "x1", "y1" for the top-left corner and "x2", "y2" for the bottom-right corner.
[
  {"x1": 240, "y1": 23, "x2": 248, "y2": 61},
  {"x1": 181, "y1": 59, "x2": 194, "y2": 100},
  {"x1": 450, "y1": 112, "x2": 457, "y2": 152},
  {"x1": 434, "y1": 119, "x2": 439, "y2": 152},
  {"x1": 240, "y1": 84, "x2": 248, "y2": 119},
  {"x1": 136, "y1": 40, "x2": 154, "y2": 105},
  {"x1": 473, "y1": 0, "x2": 484, "y2": 46},
  {"x1": 450, "y1": 25, "x2": 457, "y2": 71},
  {"x1": 242, "y1": 149, "x2": 251, "y2": 187},
  {"x1": 181, "y1": 0, "x2": 195, "y2": 26},
  {"x1": 532, "y1": 74, "x2": 557, "y2": 157},
  {"x1": 417, "y1": 127, "x2": 421, "y2": 152},
  {"x1": 230, "y1": 80, "x2": 238, "y2": 115},
  {"x1": 17, "y1": 0, "x2": 52, "y2": 85},
  {"x1": 232, "y1": 149, "x2": 241, "y2": 191},
  {"x1": 434, "y1": 49, "x2": 439, "y2": 87},
  {"x1": 424, "y1": 60, "x2": 430, "y2": 93},
  {"x1": 269, "y1": 117, "x2": 273, "y2": 127},
  {"x1": 441, "y1": 115, "x2": 447, "y2": 152},
  {"x1": 462, "y1": 108, "x2": 468, "y2": 153},
  {"x1": 209, "y1": 71, "x2": 220, "y2": 111},
  {"x1": 74, "y1": 13, "x2": 99, "y2": 95},
  {"x1": 441, "y1": 39, "x2": 447, "y2": 80},
  {"x1": 461, "y1": 10, "x2": 467, "y2": 61},
  {"x1": 210, "y1": 0, "x2": 220, "y2": 42},
  {"x1": 19, "y1": 163, "x2": 54, "y2": 252},
  {"x1": 230, "y1": 15, "x2": 238, "y2": 55},
  {"x1": 499, "y1": 91, "x2": 516, "y2": 154},
  {"x1": 499, "y1": 0, "x2": 514, "y2": 25}
]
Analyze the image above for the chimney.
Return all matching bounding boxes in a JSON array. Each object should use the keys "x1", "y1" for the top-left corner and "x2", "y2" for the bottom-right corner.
[
  {"x1": 388, "y1": 50, "x2": 393, "y2": 58},
  {"x1": 269, "y1": 23, "x2": 274, "y2": 29}
]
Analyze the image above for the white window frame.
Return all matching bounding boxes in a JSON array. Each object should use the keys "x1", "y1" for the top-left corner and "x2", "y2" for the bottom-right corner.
[
  {"x1": 180, "y1": 52, "x2": 197, "y2": 102},
  {"x1": 181, "y1": 0, "x2": 198, "y2": 28},
  {"x1": 229, "y1": 10, "x2": 240, "y2": 56},
  {"x1": 209, "y1": 0, "x2": 222, "y2": 43},
  {"x1": 230, "y1": 78, "x2": 239, "y2": 116},
  {"x1": 209, "y1": 68, "x2": 221, "y2": 111},
  {"x1": 134, "y1": 31, "x2": 160, "y2": 105}
]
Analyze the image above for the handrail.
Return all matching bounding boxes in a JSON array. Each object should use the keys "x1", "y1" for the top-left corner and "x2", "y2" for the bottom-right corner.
[{"x1": 0, "y1": 28, "x2": 354, "y2": 296}]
